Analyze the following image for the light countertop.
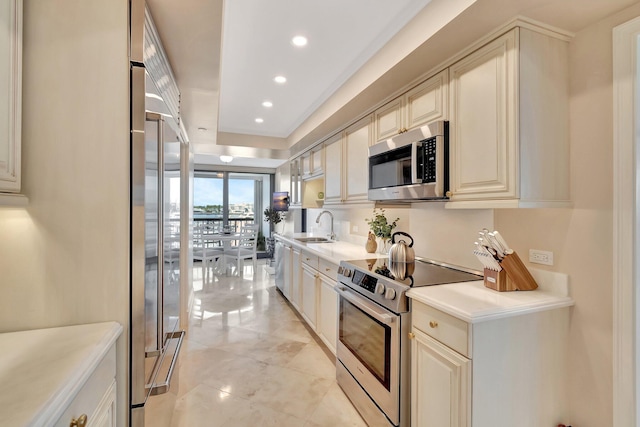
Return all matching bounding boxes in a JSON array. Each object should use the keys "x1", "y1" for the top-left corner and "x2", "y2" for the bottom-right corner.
[
  {"x1": 275, "y1": 233, "x2": 386, "y2": 265},
  {"x1": 407, "y1": 268, "x2": 574, "y2": 323},
  {"x1": 0, "y1": 321, "x2": 123, "y2": 426}
]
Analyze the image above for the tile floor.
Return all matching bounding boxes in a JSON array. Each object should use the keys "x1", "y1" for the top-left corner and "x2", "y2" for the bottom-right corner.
[{"x1": 145, "y1": 260, "x2": 367, "y2": 427}]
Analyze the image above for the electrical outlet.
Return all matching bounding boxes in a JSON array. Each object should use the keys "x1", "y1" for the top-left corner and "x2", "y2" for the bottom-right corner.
[
  {"x1": 529, "y1": 249, "x2": 554, "y2": 266},
  {"x1": 353, "y1": 225, "x2": 359, "y2": 233}
]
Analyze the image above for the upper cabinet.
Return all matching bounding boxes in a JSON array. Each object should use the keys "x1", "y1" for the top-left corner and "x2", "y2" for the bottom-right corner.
[
  {"x1": 300, "y1": 144, "x2": 324, "y2": 180},
  {"x1": 0, "y1": 0, "x2": 24, "y2": 203},
  {"x1": 323, "y1": 115, "x2": 373, "y2": 206},
  {"x1": 374, "y1": 69, "x2": 448, "y2": 142},
  {"x1": 289, "y1": 159, "x2": 301, "y2": 207},
  {"x1": 447, "y1": 26, "x2": 570, "y2": 208}
]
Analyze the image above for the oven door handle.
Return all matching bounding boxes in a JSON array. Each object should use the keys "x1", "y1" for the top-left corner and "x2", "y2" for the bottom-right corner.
[{"x1": 336, "y1": 286, "x2": 396, "y2": 325}]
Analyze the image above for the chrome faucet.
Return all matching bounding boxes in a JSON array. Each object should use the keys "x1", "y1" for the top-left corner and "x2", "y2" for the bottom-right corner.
[{"x1": 315, "y1": 210, "x2": 335, "y2": 240}]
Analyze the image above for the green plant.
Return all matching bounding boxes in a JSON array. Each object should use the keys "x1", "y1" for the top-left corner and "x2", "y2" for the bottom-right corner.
[
  {"x1": 263, "y1": 207, "x2": 284, "y2": 226},
  {"x1": 257, "y1": 231, "x2": 266, "y2": 251},
  {"x1": 366, "y1": 208, "x2": 399, "y2": 240}
]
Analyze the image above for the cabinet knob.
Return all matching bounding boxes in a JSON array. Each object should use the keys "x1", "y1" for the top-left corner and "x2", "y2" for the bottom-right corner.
[
  {"x1": 429, "y1": 321, "x2": 438, "y2": 328},
  {"x1": 70, "y1": 414, "x2": 88, "y2": 427},
  {"x1": 325, "y1": 268, "x2": 331, "y2": 272},
  {"x1": 408, "y1": 332, "x2": 415, "y2": 339},
  {"x1": 445, "y1": 191, "x2": 453, "y2": 198}
]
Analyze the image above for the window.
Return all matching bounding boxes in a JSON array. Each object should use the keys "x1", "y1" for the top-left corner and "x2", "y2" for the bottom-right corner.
[{"x1": 194, "y1": 171, "x2": 271, "y2": 239}]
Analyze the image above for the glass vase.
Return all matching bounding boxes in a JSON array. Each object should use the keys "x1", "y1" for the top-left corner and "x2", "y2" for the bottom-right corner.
[{"x1": 378, "y1": 238, "x2": 391, "y2": 255}]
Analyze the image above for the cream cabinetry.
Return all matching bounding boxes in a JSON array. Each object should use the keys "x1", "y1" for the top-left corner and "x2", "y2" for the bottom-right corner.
[
  {"x1": 301, "y1": 145, "x2": 324, "y2": 179},
  {"x1": 290, "y1": 247, "x2": 302, "y2": 310},
  {"x1": 412, "y1": 329, "x2": 470, "y2": 427},
  {"x1": 55, "y1": 346, "x2": 118, "y2": 427},
  {"x1": 447, "y1": 27, "x2": 570, "y2": 208},
  {"x1": 410, "y1": 294, "x2": 571, "y2": 426},
  {"x1": 282, "y1": 243, "x2": 292, "y2": 300},
  {"x1": 374, "y1": 69, "x2": 449, "y2": 141},
  {"x1": 301, "y1": 262, "x2": 318, "y2": 330},
  {"x1": 0, "y1": 0, "x2": 25, "y2": 204},
  {"x1": 317, "y1": 258, "x2": 338, "y2": 354},
  {"x1": 323, "y1": 115, "x2": 373, "y2": 205}
]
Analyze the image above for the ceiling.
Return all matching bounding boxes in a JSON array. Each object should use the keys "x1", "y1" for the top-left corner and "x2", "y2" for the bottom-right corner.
[{"x1": 146, "y1": 0, "x2": 638, "y2": 168}]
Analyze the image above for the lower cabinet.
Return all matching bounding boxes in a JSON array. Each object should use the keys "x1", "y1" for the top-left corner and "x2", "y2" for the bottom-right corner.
[
  {"x1": 301, "y1": 263, "x2": 318, "y2": 330},
  {"x1": 290, "y1": 247, "x2": 301, "y2": 310},
  {"x1": 55, "y1": 339, "x2": 118, "y2": 427},
  {"x1": 411, "y1": 329, "x2": 469, "y2": 427},
  {"x1": 317, "y1": 273, "x2": 338, "y2": 354},
  {"x1": 410, "y1": 299, "x2": 571, "y2": 426}
]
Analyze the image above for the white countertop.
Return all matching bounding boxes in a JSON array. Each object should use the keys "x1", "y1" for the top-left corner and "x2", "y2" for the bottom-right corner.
[
  {"x1": 0, "y1": 321, "x2": 123, "y2": 426},
  {"x1": 407, "y1": 268, "x2": 574, "y2": 323},
  {"x1": 275, "y1": 233, "x2": 386, "y2": 265}
]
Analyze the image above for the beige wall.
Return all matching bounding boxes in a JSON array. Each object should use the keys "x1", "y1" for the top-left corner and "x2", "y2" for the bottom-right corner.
[
  {"x1": 495, "y1": 4, "x2": 640, "y2": 425},
  {"x1": 0, "y1": 1, "x2": 130, "y2": 425}
]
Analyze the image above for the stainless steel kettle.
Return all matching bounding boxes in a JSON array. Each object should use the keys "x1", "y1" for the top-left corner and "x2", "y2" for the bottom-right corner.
[{"x1": 388, "y1": 232, "x2": 415, "y2": 264}]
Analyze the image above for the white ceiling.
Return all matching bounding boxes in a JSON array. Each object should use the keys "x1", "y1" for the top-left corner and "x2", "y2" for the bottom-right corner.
[
  {"x1": 146, "y1": 0, "x2": 638, "y2": 168},
  {"x1": 218, "y1": 0, "x2": 432, "y2": 139}
]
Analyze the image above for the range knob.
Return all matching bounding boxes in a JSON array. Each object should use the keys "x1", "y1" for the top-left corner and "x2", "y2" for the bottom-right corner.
[
  {"x1": 384, "y1": 288, "x2": 396, "y2": 300},
  {"x1": 343, "y1": 269, "x2": 352, "y2": 278},
  {"x1": 374, "y1": 283, "x2": 385, "y2": 295}
]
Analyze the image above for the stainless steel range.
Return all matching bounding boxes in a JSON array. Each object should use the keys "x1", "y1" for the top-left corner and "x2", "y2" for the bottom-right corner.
[{"x1": 336, "y1": 258, "x2": 482, "y2": 427}]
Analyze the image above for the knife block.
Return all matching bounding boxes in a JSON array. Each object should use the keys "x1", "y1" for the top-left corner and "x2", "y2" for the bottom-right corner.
[{"x1": 483, "y1": 251, "x2": 538, "y2": 292}]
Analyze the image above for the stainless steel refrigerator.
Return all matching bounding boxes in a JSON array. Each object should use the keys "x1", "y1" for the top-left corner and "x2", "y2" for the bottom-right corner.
[{"x1": 130, "y1": 2, "x2": 185, "y2": 425}]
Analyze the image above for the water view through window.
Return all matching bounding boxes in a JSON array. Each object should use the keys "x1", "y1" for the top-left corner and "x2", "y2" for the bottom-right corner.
[{"x1": 194, "y1": 171, "x2": 271, "y2": 235}]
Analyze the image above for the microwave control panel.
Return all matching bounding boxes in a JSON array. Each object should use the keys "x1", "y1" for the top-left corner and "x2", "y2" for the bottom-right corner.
[{"x1": 422, "y1": 137, "x2": 437, "y2": 183}]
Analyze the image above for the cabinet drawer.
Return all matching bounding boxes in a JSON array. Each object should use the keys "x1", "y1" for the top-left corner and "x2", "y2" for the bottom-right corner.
[
  {"x1": 318, "y1": 258, "x2": 338, "y2": 280},
  {"x1": 301, "y1": 251, "x2": 319, "y2": 269},
  {"x1": 413, "y1": 301, "x2": 470, "y2": 358}
]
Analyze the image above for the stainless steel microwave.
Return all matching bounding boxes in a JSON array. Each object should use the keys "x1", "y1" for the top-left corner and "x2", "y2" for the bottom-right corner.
[{"x1": 368, "y1": 120, "x2": 449, "y2": 201}]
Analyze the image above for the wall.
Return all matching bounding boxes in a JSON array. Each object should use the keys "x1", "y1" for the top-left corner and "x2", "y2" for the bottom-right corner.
[
  {"x1": 494, "y1": 4, "x2": 640, "y2": 425},
  {"x1": 0, "y1": 1, "x2": 130, "y2": 425}
]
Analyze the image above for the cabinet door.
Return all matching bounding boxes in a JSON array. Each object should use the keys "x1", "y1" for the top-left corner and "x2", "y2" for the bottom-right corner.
[
  {"x1": 449, "y1": 30, "x2": 517, "y2": 201},
  {"x1": 282, "y1": 245, "x2": 292, "y2": 300},
  {"x1": 411, "y1": 329, "x2": 470, "y2": 427},
  {"x1": 374, "y1": 98, "x2": 404, "y2": 141},
  {"x1": 405, "y1": 69, "x2": 448, "y2": 129},
  {"x1": 301, "y1": 152, "x2": 312, "y2": 178},
  {"x1": 343, "y1": 115, "x2": 372, "y2": 202},
  {"x1": 289, "y1": 159, "x2": 301, "y2": 206},
  {"x1": 291, "y1": 248, "x2": 301, "y2": 311},
  {"x1": 301, "y1": 264, "x2": 318, "y2": 330},
  {"x1": 317, "y1": 274, "x2": 338, "y2": 354},
  {"x1": 311, "y1": 146, "x2": 324, "y2": 176},
  {"x1": 323, "y1": 133, "x2": 343, "y2": 204}
]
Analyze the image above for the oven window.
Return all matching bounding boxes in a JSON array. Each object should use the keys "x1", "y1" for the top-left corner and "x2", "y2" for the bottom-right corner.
[{"x1": 339, "y1": 299, "x2": 391, "y2": 390}]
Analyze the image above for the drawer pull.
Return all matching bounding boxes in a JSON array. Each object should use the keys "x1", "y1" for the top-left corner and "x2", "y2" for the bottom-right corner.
[
  {"x1": 325, "y1": 268, "x2": 331, "y2": 272},
  {"x1": 429, "y1": 321, "x2": 438, "y2": 328},
  {"x1": 306, "y1": 258, "x2": 310, "y2": 261},
  {"x1": 408, "y1": 332, "x2": 415, "y2": 339},
  {"x1": 70, "y1": 414, "x2": 87, "y2": 427}
]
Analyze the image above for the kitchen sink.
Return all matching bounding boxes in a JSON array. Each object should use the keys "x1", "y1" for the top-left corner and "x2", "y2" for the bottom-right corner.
[{"x1": 294, "y1": 237, "x2": 334, "y2": 243}]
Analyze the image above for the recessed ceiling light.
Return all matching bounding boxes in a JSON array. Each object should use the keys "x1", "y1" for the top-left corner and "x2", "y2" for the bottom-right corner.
[
  {"x1": 292, "y1": 35, "x2": 308, "y2": 47},
  {"x1": 262, "y1": 101, "x2": 273, "y2": 108},
  {"x1": 220, "y1": 155, "x2": 233, "y2": 163},
  {"x1": 274, "y1": 75, "x2": 287, "y2": 84},
  {"x1": 255, "y1": 118, "x2": 264, "y2": 123}
]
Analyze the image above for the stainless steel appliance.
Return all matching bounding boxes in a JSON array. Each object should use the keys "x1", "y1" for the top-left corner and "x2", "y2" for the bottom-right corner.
[
  {"x1": 368, "y1": 121, "x2": 449, "y2": 201},
  {"x1": 336, "y1": 258, "x2": 482, "y2": 427},
  {"x1": 130, "y1": 3, "x2": 186, "y2": 425}
]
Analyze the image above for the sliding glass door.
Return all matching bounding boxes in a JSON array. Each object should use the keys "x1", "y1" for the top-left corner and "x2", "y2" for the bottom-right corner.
[{"x1": 194, "y1": 171, "x2": 271, "y2": 239}]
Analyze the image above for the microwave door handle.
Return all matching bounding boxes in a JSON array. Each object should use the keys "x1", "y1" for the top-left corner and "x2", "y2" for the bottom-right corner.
[
  {"x1": 411, "y1": 141, "x2": 421, "y2": 184},
  {"x1": 336, "y1": 286, "x2": 396, "y2": 325}
]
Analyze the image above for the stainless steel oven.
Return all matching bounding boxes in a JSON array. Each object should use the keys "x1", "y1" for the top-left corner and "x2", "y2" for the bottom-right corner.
[
  {"x1": 336, "y1": 285, "x2": 410, "y2": 427},
  {"x1": 336, "y1": 258, "x2": 482, "y2": 427}
]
